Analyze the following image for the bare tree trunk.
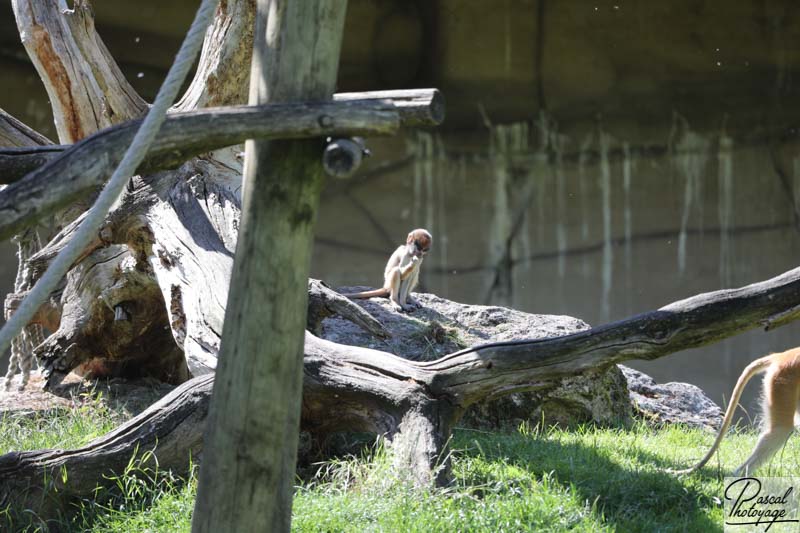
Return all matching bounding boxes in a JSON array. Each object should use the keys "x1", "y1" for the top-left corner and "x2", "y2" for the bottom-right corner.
[
  {"x1": 2, "y1": 0, "x2": 257, "y2": 390},
  {"x1": 192, "y1": 1, "x2": 348, "y2": 531}
]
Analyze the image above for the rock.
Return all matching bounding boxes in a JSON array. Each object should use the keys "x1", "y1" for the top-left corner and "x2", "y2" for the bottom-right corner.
[
  {"x1": 327, "y1": 289, "x2": 723, "y2": 431},
  {"x1": 326, "y1": 289, "x2": 590, "y2": 360},
  {"x1": 621, "y1": 365, "x2": 723, "y2": 430},
  {"x1": 328, "y1": 289, "x2": 633, "y2": 428},
  {"x1": 5, "y1": 287, "x2": 720, "y2": 433},
  {"x1": 460, "y1": 364, "x2": 632, "y2": 430}
]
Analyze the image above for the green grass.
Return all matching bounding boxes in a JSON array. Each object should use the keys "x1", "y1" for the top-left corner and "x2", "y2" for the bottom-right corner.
[
  {"x1": 0, "y1": 397, "x2": 121, "y2": 455},
  {"x1": 4, "y1": 402, "x2": 800, "y2": 532}
]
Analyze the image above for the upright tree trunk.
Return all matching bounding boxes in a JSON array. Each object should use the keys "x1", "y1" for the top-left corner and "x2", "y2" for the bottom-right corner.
[{"x1": 191, "y1": 2, "x2": 348, "y2": 531}]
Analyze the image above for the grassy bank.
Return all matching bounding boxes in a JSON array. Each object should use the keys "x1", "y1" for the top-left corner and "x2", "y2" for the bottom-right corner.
[{"x1": 2, "y1": 401, "x2": 798, "y2": 532}]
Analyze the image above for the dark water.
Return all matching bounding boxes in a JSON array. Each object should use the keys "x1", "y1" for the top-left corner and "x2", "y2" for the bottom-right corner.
[{"x1": 312, "y1": 129, "x2": 800, "y2": 424}]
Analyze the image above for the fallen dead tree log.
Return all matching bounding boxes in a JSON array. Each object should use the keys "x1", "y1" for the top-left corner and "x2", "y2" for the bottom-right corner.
[{"x1": 2, "y1": 266, "x2": 800, "y2": 514}]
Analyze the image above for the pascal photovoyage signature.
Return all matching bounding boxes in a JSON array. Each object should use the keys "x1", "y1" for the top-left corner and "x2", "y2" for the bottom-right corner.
[{"x1": 725, "y1": 478, "x2": 799, "y2": 531}]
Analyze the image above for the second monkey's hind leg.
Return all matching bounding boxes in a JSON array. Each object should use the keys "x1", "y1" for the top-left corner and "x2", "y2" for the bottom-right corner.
[
  {"x1": 734, "y1": 426, "x2": 794, "y2": 476},
  {"x1": 734, "y1": 374, "x2": 797, "y2": 476}
]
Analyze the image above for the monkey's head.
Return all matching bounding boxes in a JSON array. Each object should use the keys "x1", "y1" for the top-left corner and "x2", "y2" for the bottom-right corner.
[{"x1": 406, "y1": 228, "x2": 432, "y2": 258}]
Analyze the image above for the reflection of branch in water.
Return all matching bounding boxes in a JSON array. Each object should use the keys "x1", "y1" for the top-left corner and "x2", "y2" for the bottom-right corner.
[
  {"x1": 482, "y1": 121, "x2": 517, "y2": 306},
  {"x1": 768, "y1": 143, "x2": 800, "y2": 235},
  {"x1": 534, "y1": 0, "x2": 547, "y2": 113},
  {"x1": 322, "y1": 155, "x2": 414, "y2": 199},
  {"x1": 342, "y1": 191, "x2": 394, "y2": 249},
  {"x1": 427, "y1": 221, "x2": 793, "y2": 275},
  {"x1": 442, "y1": 130, "x2": 795, "y2": 167}
]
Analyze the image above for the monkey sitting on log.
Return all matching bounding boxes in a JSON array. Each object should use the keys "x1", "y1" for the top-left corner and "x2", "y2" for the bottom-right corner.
[
  {"x1": 344, "y1": 229, "x2": 432, "y2": 312},
  {"x1": 672, "y1": 347, "x2": 800, "y2": 476}
]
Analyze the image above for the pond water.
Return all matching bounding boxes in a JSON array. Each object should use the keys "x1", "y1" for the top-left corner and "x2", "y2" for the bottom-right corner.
[{"x1": 312, "y1": 122, "x2": 800, "y2": 424}]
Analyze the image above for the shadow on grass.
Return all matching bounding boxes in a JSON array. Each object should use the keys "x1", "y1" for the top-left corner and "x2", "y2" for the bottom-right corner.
[{"x1": 452, "y1": 428, "x2": 720, "y2": 532}]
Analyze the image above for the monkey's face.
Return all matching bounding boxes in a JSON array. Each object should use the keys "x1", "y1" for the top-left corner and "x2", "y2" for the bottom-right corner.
[{"x1": 407, "y1": 229, "x2": 432, "y2": 258}]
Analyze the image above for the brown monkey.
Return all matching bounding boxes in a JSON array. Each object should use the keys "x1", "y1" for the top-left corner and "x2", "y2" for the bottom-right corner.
[
  {"x1": 345, "y1": 229, "x2": 432, "y2": 312},
  {"x1": 673, "y1": 347, "x2": 800, "y2": 476}
]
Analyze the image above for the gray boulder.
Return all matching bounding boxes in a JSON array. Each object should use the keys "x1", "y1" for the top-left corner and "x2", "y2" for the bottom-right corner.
[
  {"x1": 327, "y1": 289, "x2": 633, "y2": 429},
  {"x1": 621, "y1": 365, "x2": 723, "y2": 430}
]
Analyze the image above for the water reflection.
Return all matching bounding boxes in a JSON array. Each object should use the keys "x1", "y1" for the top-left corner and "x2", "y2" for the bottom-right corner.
[{"x1": 313, "y1": 124, "x2": 800, "y2": 424}]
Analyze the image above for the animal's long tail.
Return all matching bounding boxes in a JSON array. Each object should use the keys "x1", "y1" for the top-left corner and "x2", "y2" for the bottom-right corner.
[
  {"x1": 344, "y1": 287, "x2": 390, "y2": 299},
  {"x1": 670, "y1": 355, "x2": 773, "y2": 475}
]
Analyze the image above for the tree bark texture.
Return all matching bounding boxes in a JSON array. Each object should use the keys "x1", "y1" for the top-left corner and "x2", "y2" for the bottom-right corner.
[{"x1": 191, "y1": 1, "x2": 348, "y2": 532}]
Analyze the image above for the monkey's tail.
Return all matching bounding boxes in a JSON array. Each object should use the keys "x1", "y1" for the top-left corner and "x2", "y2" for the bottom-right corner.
[
  {"x1": 669, "y1": 355, "x2": 773, "y2": 475},
  {"x1": 343, "y1": 287, "x2": 390, "y2": 299}
]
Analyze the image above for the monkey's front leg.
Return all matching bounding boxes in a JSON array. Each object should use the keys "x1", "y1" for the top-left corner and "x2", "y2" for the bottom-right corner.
[
  {"x1": 386, "y1": 268, "x2": 406, "y2": 312},
  {"x1": 403, "y1": 260, "x2": 422, "y2": 309},
  {"x1": 398, "y1": 258, "x2": 423, "y2": 312}
]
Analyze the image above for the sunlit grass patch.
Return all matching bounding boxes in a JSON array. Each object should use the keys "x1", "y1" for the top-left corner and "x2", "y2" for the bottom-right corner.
[
  {"x1": 0, "y1": 392, "x2": 122, "y2": 455},
  {"x1": 5, "y1": 399, "x2": 800, "y2": 532}
]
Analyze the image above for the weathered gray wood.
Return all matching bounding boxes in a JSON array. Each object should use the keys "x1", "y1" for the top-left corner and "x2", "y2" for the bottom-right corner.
[
  {"x1": 0, "y1": 101, "x2": 401, "y2": 240},
  {"x1": 307, "y1": 278, "x2": 389, "y2": 338},
  {"x1": 11, "y1": 0, "x2": 148, "y2": 232},
  {"x1": 13, "y1": 0, "x2": 147, "y2": 144},
  {"x1": 334, "y1": 89, "x2": 445, "y2": 128},
  {"x1": 0, "y1": 146, "x2": 66, "y2": 183},
  {"x1": 425, "y1": 266, "x2": 800, "y2": 404},
  {"x1": 32, "y1": 245, "x2": 188, "y2": 388},
  {"x1": 191, "y1": 1, "x2": 349, "y2": 531},
  {"x1": 173, "y1": 0, "x2": 255, "y2": 111},
  {"x1": 0, "y1": 89, "x2": 441, "y2": 178},
  {"x1": 0, "y1": 90, "x2": 444, "y2": 239},
  {"x1": 0, "y1": 89, "x2": 444, "y2": 184},
  {"x1": 0, "y1": 89, "x2": 443, "y2": 185},
  {"x1": 0, "y1": 109, "x2": 53, "y2": 147}
]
